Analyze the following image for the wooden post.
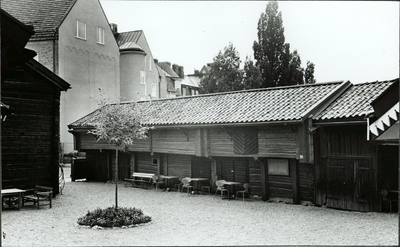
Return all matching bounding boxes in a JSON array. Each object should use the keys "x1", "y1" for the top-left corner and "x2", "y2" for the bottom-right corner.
[
  {"x1": 261, "y1": 160, "x2": 269, "y2": 201},
  {"x1": 291, "y1": 159, "x2": 299, "y2": 204},
  {"x1": 115, "y1": 148, "x2": 118, "y2": 209},
  {"x1": 195, "y1": 129, "x2": 202, "y2": 156}
]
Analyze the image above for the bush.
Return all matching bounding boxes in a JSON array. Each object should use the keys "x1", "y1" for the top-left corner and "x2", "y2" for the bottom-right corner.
[{"x1": 77, "y1": 207, "x2": 152, "y2": 228}]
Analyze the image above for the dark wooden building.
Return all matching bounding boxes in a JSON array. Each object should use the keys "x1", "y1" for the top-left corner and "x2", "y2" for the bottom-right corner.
[
  {"x1": 1, "y1": 9, "x2": 71, "y2": 194},
  {"x1": 313, "y1": 79, "x2": 398, "y2": 212},
  {"x1": 69, "y1": 81, "x2": 352, "y2": 204}
]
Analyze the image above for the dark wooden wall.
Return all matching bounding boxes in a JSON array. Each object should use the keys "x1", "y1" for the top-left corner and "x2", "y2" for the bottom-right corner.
[
  {"x1": 314, "y1": 125, "x2": 375, "y2": 211},
  {"x1": 2, "y1": 63, "x2": 61, "y2": 193},
  {"x1": 74, "y1": 124, "x2": 308, "y2": 200}
]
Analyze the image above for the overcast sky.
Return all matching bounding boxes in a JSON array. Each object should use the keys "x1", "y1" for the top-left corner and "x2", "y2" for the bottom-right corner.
[{"x1": 100, "y1": 1, "x2": 399, "y2": 84}]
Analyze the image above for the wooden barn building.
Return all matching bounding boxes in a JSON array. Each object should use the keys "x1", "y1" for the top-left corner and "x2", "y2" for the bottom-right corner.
[
  {"x1": 68, "y1": 78, "x2": 398, "y2": 212},
  {"x1": 1, "y1": 9, "x2": 71, "y2": 194},
  {"x1": 313, "y1": 79, "x2": 399, "y2": 212},
  {"x1": 69, "y1": 81, "x2": 352, "y2": 203}
]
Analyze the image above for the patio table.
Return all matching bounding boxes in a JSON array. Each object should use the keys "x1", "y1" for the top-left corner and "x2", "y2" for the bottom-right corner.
[
  {"x1": 160, "y1": 175, "x2": 179, "y2": 190},
  {"x1": 222, "y1": 181, "x2": 241, "y2": 200},
  {"x1": 2, "y1": 188, "x2": 26, "y2": 210},
  {"x1": 188, "y1": 178, "x2": 208, "y2": 194}
]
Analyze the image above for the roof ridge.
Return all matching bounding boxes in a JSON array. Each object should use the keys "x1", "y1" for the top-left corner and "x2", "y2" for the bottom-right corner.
[
  {"x1": 117, "y1": 81, "x2": 346, "y2": 105},
  {"x1": 353, "y1": 78, "x2": 398, "y2": 86},
  {"x1": 118, "y1": 30, "x2": 143, "y2": 34}
]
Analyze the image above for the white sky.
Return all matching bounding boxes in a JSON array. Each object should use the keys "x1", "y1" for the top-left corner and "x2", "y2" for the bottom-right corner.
[{"x1": 100, "y1": 1, "x2": 399, "y2": 84}]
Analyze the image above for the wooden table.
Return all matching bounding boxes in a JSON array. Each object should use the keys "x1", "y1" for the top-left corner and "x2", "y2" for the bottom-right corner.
[
  {"x1": 189, "y1": 178, "x2": 209, "y2": 194},
  {"x1": 2, "y1": 188, "x2": 26, "y2": 210},
  {"x1": 222, "y1": 181, "x2": 242, "y2": 200}
]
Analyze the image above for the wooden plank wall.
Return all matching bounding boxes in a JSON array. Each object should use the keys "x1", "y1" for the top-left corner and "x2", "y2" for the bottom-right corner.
[
  {"x1": 166, "y1": 154, "x2": 192, "y2": 178},
  {"x1": 136, "y1": 152, "x2": 158, "y2": 174},
  {"x1": 258, "y1": 126, "x2": 297, "y2": 158},
  {"x1": 2, "y1": 65, "x2": 60, "y2": 192},
  {"x1": 298, "y1": 163, "x2": 314, "y2": 202},
  {"x1": 152, "y1": 129, "x2": 196, "y2": 155}
]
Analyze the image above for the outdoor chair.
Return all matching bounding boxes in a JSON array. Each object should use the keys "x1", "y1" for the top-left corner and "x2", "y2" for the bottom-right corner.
[
  {"x1": 152, "y1": 175, "x2": 164, "y2": 191},
  {"x1": 236, "y1": 183, "x2": 250, "y2": 201},
  {"x1": 201, "y1": 180, "x2": 212, "y2": 195},
  {"x1": 174, "y1": 177, "x2": 183, "y2": 192},
  {"x1": 181, "y1": 178, "x2": 194, "y2": 195},
  {"x1": 215, "y1": 180, "x2": 229, "y2": 199},
  {"x1": 22, "y1": 185, "x2": 53, "y2": 209}
]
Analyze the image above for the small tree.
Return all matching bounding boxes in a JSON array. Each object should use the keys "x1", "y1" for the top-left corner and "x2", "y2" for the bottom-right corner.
[{"x1": 88, "y1": 101, "x2": 151, "y2": 209}]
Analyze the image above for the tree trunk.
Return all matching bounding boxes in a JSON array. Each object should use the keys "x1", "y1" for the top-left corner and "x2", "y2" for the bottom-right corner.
[{"x1": 115, "y1": 148, "x2": 118, "y2": 209}]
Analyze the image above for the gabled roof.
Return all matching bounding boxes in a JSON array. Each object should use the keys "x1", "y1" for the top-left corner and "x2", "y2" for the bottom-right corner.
[
  {"x1": 181, "y1": 75, "x2": 200, "y2": 88},
  {"x1": 1, "y1": 0, "x2": 77, "y2": 40},
  {"x1": 26, "y1": 59, "x2": 71, "y2": 91},
  {"x1": 157, "y1": 62, "x2": 180, "y2": 79},
  {"x1": 313, "y1": 79, "x2": 398, "y2": 121},
  {"x1": 115, "y1": 30, "x2": 145, "y2": 52},
  {"x1": 69, "y1": 81, "x2": 346, "y2": 128}
]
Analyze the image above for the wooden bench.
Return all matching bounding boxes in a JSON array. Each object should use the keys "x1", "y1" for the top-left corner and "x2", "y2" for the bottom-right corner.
[
  {"x1": 124, "y1": 173, "x2": 155, "y2": 189},
  {"x1": 22, "y1": 185, "x2": 53, "y2": 209}
]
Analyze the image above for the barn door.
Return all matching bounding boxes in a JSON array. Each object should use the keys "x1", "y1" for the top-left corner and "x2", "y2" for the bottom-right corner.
[{"x1": 325, "y1": 158, "x2": 371, "y2": 211}]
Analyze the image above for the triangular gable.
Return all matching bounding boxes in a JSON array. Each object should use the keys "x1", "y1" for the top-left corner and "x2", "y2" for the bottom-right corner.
[{"x1": 369, "y1": 102, "x2": 399, "y2": 140}]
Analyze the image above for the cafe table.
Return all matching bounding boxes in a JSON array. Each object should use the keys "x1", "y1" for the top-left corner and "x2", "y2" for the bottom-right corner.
[
  {"x1": 160, "y1": 175, "x2": 179, "y2": 190},
  {"x1": 188, "y1": 178, "x2": 209, "y2": 194},
  {"x1": 2, "y1": 188, "x2": 26, "y2": 210},
  {"x1": 222, "y1": 181, "x2": 241, "y2": 200}
]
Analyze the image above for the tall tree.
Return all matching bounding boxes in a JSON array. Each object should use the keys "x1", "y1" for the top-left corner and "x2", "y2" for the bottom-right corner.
[
  {"x1": 304, "y1": 61, "x2": 316, "y2": 84},
  {"x1": 199, "y1": 43, "x2": 244, "y2": 94},
  {"x1": 253, "y1": 1, "x2": 315, "y2": 87},
  {"x1": 253, "y1": 1, "x2": 286, "y2": 88},
  {"x1": 243, "y1": 56, "x2": 262, "y2": 89},
  {"x1": 89, "y1": 98, "x2": 152, "y2": 209}
]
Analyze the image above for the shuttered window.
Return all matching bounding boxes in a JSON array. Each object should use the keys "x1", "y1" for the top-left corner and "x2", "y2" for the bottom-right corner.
[
  {"x1": 233, "y1": 127, "x2": 258, "y2": 154},
  {"x1": 268, "y1": 159, "x2": 289, "y2": 176}
]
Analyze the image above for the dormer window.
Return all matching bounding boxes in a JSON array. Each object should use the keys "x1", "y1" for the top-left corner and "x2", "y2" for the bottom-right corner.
[
  {"x1": 96, "y1": 27, "x2": 105, "y2": 45},
  {"x1": 76, "y1": 20, "x2": 86, "y2": 40}
]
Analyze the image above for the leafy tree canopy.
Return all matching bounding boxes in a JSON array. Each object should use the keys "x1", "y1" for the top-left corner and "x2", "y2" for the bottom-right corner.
[{"x1": 199, "y1": 43, "x2": 244, "y2": 94}]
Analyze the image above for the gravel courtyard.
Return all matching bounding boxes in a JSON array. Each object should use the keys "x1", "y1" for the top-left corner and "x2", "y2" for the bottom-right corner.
[{"x1": 2, "y1": 173, "x2": 399, "y2": 246}]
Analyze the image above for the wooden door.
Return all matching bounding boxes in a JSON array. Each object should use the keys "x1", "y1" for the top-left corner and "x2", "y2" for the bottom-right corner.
[
  {"x1": 192, "y1": 157, "x2": 211, "y2": 180},
  {"x1": 325, "y1": 157, "x2": 372, "y2": 211}
]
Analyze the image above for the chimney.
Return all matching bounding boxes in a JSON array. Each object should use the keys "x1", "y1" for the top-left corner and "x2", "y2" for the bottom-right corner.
[
  {"x1": 110, "y1": 23, "x2": 118, "y2": 34},
  {"x1": 194, "y1": 70, "x2": 199, "y2": 76},
  {"x1": 154, "y1": 58, "x2": 158, "y2": 64}
]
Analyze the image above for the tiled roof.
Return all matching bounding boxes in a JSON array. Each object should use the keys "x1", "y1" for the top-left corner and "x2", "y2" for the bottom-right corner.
[
  {"x1": 314, "y1": 79, "x2": 398, "y2": 120},
  {"x1": 69, "y1": 81, "x2": 344, "y2": 128},
  {"x1": 1, "y1": 0, "x2": 76, "y2": 40},
  {"x1": 157, "y1": 62, "x2": 180, "y2": 78}
]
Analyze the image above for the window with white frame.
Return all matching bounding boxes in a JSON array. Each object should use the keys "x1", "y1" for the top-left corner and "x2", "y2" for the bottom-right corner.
[
  {"x1": 76, "y1": 20, "x2": 86, "y2": 40},
  {"x1": 140, "y1": 70, "x2": 146, "y2": 85},
  {"x1": 96, "y1": 27, "x2": 105, "y2": 44},
  {"x1": 267, "y1": 159, "x2": 289, "y2": 176},
  {"x1": 151, "y1": 83, "x2": 157, "y2": 97}
]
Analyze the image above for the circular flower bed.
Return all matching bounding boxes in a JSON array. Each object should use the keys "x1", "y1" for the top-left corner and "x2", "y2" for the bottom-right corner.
[{"x1": 77, "y1": 207, "x2": 151, "y2": 228}]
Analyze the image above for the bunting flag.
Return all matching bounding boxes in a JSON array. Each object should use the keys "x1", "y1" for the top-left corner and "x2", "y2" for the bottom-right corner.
[{"x1": 369, "y1": 102, "x2": 399, "y2": 137}]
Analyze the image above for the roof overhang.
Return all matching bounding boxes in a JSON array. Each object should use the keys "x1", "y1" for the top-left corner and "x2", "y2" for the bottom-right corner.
[{"x1": 69, "y1": 119, "x2": 303, "y2": 132}]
